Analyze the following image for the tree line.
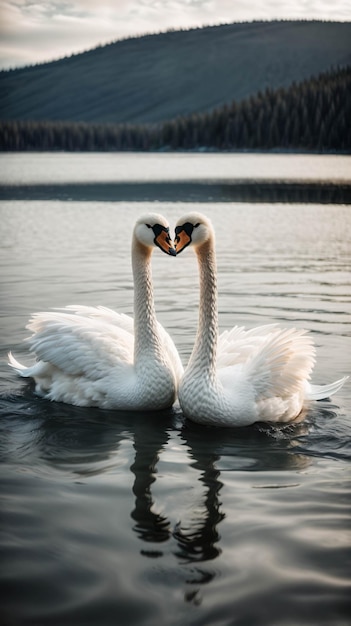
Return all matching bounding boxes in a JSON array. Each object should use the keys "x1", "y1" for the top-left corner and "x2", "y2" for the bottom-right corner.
[{"x1": 1, "y1": 65, "x2": 350, "y2": 152}]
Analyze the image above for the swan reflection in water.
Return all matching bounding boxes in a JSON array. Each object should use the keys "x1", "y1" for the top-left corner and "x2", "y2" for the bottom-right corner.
[
  {"x1": 130, "y1": 416, "x2": 172, "y2": 551},
  {"x1": 1, "y1": 390, "x2": 339, "y2": 611}
]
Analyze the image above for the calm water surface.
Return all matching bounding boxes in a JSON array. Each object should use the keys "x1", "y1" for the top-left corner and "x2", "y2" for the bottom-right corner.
[
  {"x1": 1, "y1": 152, "x2": 351, "y2": 184},
  {"x1": 0, "y1": 154, "x2": 350, "y2": 626}
]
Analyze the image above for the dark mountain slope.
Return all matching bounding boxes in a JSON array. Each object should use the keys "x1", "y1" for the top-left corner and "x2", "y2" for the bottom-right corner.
[{"x1": 1, "y1": 20, "x2": 351, "y2": 124}]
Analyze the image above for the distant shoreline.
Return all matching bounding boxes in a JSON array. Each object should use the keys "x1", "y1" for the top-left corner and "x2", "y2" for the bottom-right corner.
[
  {"x1": 1, "y1": 148, "x2": 351, "y2": 155},
  {"x1": 1, "y1": 181, "x2": 350, "y2": 204}
]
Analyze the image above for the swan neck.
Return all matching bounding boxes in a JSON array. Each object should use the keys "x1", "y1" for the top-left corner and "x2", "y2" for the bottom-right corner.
[
  {"x1": 132, "y1": 239, "x2": 160, "y2": 360},
  {"x1": 190, "y1": 237, "x2": 218, "y2": 377}
]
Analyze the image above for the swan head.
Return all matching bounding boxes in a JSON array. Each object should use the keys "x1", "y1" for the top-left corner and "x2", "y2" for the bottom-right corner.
[
  {"x1": 134, "y1": 213, "x2": 176, "y2": 256},
  {"x1": 174, "y1": 212, "x2": 213, "y2": 254}
]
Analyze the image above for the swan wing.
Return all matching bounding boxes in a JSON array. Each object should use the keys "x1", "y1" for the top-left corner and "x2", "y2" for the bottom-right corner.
[
  {"x1": 25, "y1": 309, "x2": 134, "y2": 380},
  {"x1": 215, "y1": 326, "x2": 316, "y2": 424},
  {"x1": 60, "y1": 305, "x2": 134, "y2": 334},
  {"x1": 216, "y1": 325, "x2": 346, "y2": 423},
  {"x1": 63, "y1": 305, "x2": 183, "y2": 380},
  {"x1": 217, "y1": 324, "x2": 279, "y2": 368},
  {"x1": 243, "y1": 327, "x2": 316, "y2": 398},
  {"x1": 217, "y1": 325, "x2": 316, "y2": 398}
]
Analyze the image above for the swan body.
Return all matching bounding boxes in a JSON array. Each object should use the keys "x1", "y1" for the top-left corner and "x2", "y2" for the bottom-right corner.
[
  {"x1": 9, "y1": 214, "x2": 183, "y2": 410},
  {"x1": 174, "y1": 212, "x2": 348, "y2": 427}
]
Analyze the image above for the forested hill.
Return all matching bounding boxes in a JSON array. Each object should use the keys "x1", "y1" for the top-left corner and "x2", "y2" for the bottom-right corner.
[
  {"x1": 1, "y1": 20, "x2": 351, "y2": 124},
  {"x1": 2, "y1": 65, "x2": 350, "y2": 153}
]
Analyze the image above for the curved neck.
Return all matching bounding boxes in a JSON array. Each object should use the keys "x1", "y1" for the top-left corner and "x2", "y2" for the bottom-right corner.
[
  {"x1": 132, "y1": 239, "x2": 160, "y2": 363},
  {"x1": 188, "y1": 236, "x2": 218, "y2": 380}
]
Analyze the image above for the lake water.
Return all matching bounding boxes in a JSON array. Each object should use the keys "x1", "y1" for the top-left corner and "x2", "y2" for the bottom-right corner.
[{"x1": 0, "y1": 153, "x2": 350, "y2": 626}]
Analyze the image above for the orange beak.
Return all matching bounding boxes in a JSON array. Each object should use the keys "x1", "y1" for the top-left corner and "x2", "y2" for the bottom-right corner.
[
  {"x1": 155, "y1": 229, "x2": 177, "y2": 256},
  {"x1": 174, "y1": 229, "x2": 191, "y2": 254}
]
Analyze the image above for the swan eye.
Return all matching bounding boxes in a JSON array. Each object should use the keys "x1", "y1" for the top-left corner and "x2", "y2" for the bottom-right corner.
[
  {"x1": 152, "y1": 223, "x2": 164, "y2": 237},
  {"x1": 146, "y1": 224, "x2": 152, "y2": 229},
  {"x1": 194, "y1": 223, "x2": 200, "y2": 228},
  {"x1": 176, "y1": 222, "x2": 194, "y2": 237}
]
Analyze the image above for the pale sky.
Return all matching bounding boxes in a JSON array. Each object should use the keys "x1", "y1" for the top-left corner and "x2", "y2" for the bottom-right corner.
[{"x1": 1, "y1": 0, "x2": 350, "y2": 70}]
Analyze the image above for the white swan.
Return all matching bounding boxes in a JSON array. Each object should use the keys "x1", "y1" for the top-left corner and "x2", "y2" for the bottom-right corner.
[
  {"x1": 174, "y1": 212, "x2": 348, "y2": 427},
  {"x1": 9, "y1": 213, "x2": 183, "y2": 410}
]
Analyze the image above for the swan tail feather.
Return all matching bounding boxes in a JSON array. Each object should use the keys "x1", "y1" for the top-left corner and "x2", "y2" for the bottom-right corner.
[
  {"x1": 307, "y1": 376, "x2": 349, "y2": 400},
  {"x1": 8, "y1": 351, "x2": 50, "y2": 379},
  {"x1": 8, "y1": 352, "x2": 31, "y2": 377}
]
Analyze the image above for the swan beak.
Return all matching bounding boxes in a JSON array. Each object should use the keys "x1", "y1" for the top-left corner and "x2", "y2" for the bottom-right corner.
[
  {"x1": 155, "y1": 230, "x2": 177, "y2": 256},
  {"x1": 174, "y1": 228, "x2": 191, "y2": 254}
]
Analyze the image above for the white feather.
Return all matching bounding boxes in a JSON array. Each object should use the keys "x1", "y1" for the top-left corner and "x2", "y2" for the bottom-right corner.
[
  {"x1": 176, "y1": 212, "x2": 348, "y2": 427},
  {"x1": 9, "y1": 214, "x2": 183, "y2": 410}
]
